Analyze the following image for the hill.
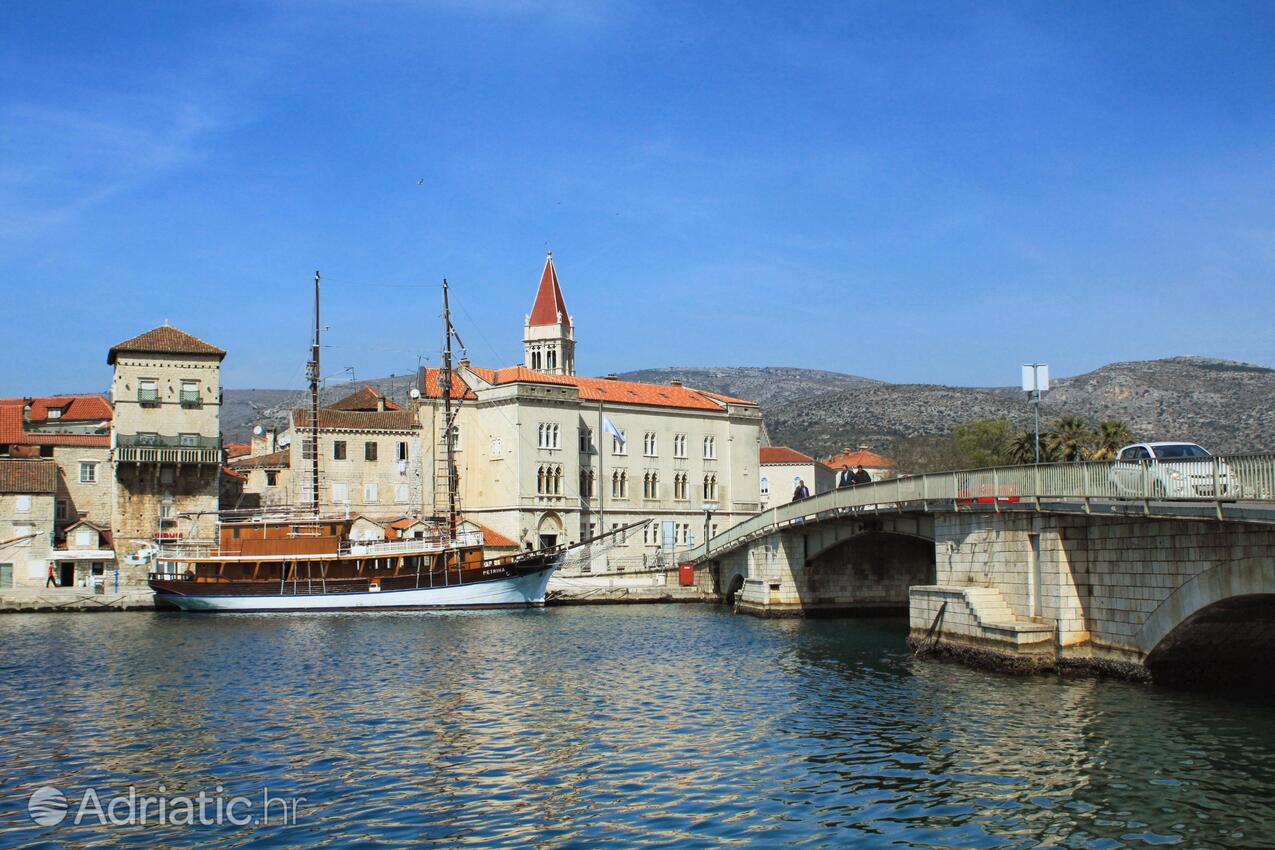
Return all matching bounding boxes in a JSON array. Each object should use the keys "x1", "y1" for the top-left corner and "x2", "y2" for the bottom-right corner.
[{"x1": 221, "y1": 357, "x2": 1275, "y2": 458}]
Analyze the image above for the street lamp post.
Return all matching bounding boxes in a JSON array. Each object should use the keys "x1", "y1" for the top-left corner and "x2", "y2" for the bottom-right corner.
[
  {"x1": 1021, "y1": 363, "x2": 1050, "y2": 464},
  {"x1": 703, "y1": 503, "x2": 717, "y2": 556}
]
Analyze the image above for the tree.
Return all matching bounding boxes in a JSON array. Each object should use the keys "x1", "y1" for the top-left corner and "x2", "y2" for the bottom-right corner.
[
  {"x1": 1090, "y1": 419, "x2": 1135, "y2": 461},
  {"x1": 1010, "y1": 430, "x2": 1037, "y2": 464},
  {"x1": 1048, "y1": 415, "x2": 1094, "y2": 462},
  {"x1": 1010, "y1": 429, "x2": 1059, "y2": 464},
  {"x1": 951, "y1": 418, "x2": 1014, "y2": 468},
  {"x1": 891, "y1": 435, "x2": 969, "y2": 474}
]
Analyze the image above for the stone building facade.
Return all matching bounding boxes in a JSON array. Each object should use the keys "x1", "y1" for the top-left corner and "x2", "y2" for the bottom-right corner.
[
  {"x1": 418, "y1": 253, "x2": 764, "y2": 563},
  {"x1": 759, "y1": 446, "x2": 835, "y2": 507},
  {"x1": 108, "y1": 326, "x2": 225, "y2": 555},
  {"x1": 0, "y1": 458, "x2": 58, "y2": 588},
  {"x1": 287, "y1": 386, "x2": 423, "y2": 517}
]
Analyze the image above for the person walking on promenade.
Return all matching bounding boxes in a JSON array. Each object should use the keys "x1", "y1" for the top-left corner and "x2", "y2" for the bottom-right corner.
[
  {"x1": 838, "y1": 465, "x2": 853, "y2": 488},
  {"x1": 853, "y1": 465, "x2": 872, "y2": 486},
  {"x1": 793, "y1": 479, "x2": 810, "y2": 501},
  {"x1": 45, "y1": 563, "x2": 57, "y2": 588}
]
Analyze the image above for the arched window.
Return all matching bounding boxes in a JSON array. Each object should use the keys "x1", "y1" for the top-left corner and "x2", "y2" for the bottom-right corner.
[
  {"x1": 620, "y1": 471, "x2": 628, "y2": 498},
  {"x1": 547, "y1": 350, "x2": 556, "y2": 370},
  {"x1": 537, "y1": 466, "x2": 546, "y2": 495},
  {"x1": 553, "y1": 466, "x2": 562, "y2": 495},
  {"x1": 760, "y1": 476, "x2": 769, "y2": 497}
]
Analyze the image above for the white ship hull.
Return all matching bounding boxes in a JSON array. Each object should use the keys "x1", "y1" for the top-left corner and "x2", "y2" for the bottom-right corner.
[{"x1": 158, "y1": 565, "x2": 556, "y2": 613}]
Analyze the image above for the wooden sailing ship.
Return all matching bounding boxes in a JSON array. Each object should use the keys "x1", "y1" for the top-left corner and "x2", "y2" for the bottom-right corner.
[{"x1": 148, "y1": 274, "x2": 562, "y2": 612}]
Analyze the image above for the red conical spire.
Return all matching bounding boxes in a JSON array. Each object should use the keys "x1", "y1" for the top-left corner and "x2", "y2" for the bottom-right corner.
[{"x1": 527, "y1": 251, "x2": 571, "y2": 327}]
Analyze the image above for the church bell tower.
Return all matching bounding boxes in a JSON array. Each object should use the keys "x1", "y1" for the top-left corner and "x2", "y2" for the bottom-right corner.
[{"x1": 523, "y1": 251, "x2": 575, "y2": 376}]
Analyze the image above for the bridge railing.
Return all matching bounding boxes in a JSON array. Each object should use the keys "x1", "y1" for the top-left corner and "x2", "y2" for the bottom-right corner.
[{"x1": 692, "y1": 452, "x2": 1275, "y2": 561}]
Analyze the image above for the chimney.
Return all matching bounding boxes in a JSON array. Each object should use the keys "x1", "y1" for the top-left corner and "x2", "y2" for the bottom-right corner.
[
  {"x1": 377, "y1": 395, "x2": 386, "y2": 412},
  {"x1": 669, "y1": 380, "x2": 683, "y2": 388},
  {"x1": 605, "y1": 374, "x2": 619, "y2": 381},
  {"x1": 266, "y1": 426, "x2": 278, "y2": 453}
]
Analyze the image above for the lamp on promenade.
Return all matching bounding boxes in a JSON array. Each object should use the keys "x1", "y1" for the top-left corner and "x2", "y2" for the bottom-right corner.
[
  {"x1": 1021, "y1": 363, "x2": 1049, "y2": 464},
  {"x1": 703, "y1": 502, "x2": 718, "y2": 556}
]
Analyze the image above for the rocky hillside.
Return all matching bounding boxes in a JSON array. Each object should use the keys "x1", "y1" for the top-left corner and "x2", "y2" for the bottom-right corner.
[
  {"x1": 619, "y1": 367, "x2": 880, "y2": 410},
  {"x1": 222, "y1": 357, "x2": 1274, "y2": 458},
  {"x1": 222, "y1": 375, "x2": 418, "y2": 443},
  {"x1": 719, "y1": 357, "x2": 1275, "y2": 457}
]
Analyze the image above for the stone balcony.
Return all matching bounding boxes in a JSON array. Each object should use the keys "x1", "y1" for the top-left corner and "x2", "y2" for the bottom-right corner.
[{"x1": 115, "y1": 434, "x2": 222, "y2": 465}]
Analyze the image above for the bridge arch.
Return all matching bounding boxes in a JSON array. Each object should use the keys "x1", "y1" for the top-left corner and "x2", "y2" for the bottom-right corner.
[
  {"x1": 1137, "y1": 559, "x2": 1275, "y2": 688},
  {"x1": 802, "y1": 529, "x2": 936, "y2": 612}
]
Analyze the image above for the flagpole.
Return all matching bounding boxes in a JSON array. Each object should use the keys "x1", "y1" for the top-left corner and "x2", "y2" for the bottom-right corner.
[{"x1": 597, "y1": 399, "x2": 605, "y2": 535}]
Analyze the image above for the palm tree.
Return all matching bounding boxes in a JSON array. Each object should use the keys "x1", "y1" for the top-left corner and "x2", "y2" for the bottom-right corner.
[
  {"x1": 1011, "y1": 429, "x2": 1061, "y2": 464},
  {"x1": 1048, "y1": 415, "x2": 1094, "y2": 462},
  {"x1": 1009, "y1": 430, "x2": 1037, "y2": 464},
  {"x1": 1090, "y1": 419, "x2": 1135, "y2": 461}
]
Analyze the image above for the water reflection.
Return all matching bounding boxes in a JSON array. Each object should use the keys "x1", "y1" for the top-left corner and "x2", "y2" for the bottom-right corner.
[{"x1": 0, "y1": 607, "x2": 1272, "y2": 848}]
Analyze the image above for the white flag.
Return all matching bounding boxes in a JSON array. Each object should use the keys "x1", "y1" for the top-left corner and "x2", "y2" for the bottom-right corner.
[{"x1": 602, "y1": 415, "x2": 625, "y2": 446}]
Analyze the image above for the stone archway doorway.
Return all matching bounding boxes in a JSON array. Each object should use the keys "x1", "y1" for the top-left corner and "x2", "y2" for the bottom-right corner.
[{"x1": 537, "y1": 512, "x2": 565, "y2": 549}]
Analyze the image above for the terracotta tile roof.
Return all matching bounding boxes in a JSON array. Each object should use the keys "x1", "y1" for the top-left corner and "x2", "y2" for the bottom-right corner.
[
  {"x1": 0, "y1": 458, "x2": 57, "y2": 494},
  {"x1": 107, "y1": 325, "x2": 226, "y2": 364},
  {"x1": 419, "y1": 367, "x2": 478, "y2": 400},
  {"x1": 291, "y1": 408, "x2": 418, "y2": 431},
  {"x1": 824, "y1": 449, "x2": 896, "y2": 469},
  {"x1": 229, "y1": 448, "x2": 290, "y2": 469},
  {"x1": 0, "y1": 399, "x2": 110, "y2": 447},
  {"x1": 328, "y1": 385, "x2": 402, "y2": 412},
  {"x1": 224, "y1": 442, "x2": 251, "y2": 459},
  {"x1": 384, "y1": 517, "x2": 426, "y2": 540},
  {"x1": 23, "y1": 395, "x2": 112, "y2": 423},
  {"x1": 527, "y1": 252, "x2": 571, "y2": 327},
  {"x1": 698, "y1": 389, "x2": 755, "y2": 406},
  {"x1": 436, "y1": 365, "x2": 757, "y2": 412},
  {"x1": 0, "y1": 404, "x2": 23, "y2": 444},
  {"x1": 761, "y1": 446, "x2": 814, "y2": 464},
  {"x1": 474, "y1": 522, "x2": 517, "y2": 548},
  {"x1": 221, "y1": 466, "x2": 246, "y2": 482},
  {"x1": 22, "y1": 433, "x2": 111, "y2": 448}
]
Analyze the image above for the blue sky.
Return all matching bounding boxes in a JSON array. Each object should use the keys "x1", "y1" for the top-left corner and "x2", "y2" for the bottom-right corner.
[{"x1": 3, "y1": 1, "x2": 1274, "y2": 395}]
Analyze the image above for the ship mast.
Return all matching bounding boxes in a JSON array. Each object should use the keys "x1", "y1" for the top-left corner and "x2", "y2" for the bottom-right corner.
[
  {"x1": 439, "y1": 279, "x2": 459, "y2": 541},
  {"x1": 306, "y1": 271, "x2": 321, "y2": 515}
]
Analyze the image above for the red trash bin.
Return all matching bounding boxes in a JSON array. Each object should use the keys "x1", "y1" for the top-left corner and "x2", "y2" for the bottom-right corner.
[{"x1": 678, "y1": 562, "x2": 695, "y2": 587}]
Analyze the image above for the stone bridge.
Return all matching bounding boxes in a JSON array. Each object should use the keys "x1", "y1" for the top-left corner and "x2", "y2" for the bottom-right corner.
[{"x1": 691, "y1": 456, "x2": 1275, "y2": 687}]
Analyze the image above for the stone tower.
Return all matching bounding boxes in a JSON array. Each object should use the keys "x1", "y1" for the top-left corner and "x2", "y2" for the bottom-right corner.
[
  {"x1": 107, "y1": 325, "x2": 225, "y2": 557},
  {"x1": 523, "y1": 252, "x2": 575, "y2": 376}
]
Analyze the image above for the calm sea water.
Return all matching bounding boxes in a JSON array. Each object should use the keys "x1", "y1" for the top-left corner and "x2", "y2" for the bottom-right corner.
[{"x1": 1, "y1": 605, "x2": 1273, "y2": 849}]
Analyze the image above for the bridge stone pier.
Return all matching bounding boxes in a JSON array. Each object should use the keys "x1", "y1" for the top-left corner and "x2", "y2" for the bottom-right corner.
[
  {"x1": 912, "y1": 513, "x2": 1275, "y2": 687},
  {"x1": 695, "y1": 456, "x2": 1275, "y2": 688},
  {"x1": 717, "y1": 514, "x2": 935, "y2": 616}
]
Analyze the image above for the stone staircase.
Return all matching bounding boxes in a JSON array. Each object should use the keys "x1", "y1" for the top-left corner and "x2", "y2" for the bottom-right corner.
[{"x1": 910, "y1": 585, "x2": 1055, "y2": 653}]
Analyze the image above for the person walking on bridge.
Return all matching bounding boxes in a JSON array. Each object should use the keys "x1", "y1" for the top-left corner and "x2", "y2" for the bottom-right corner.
[
  {"x1": 853, "y1": 465, "x2": 872, "y2": 486},
  {"x1": 793, "y1": 479, "x2": 810, "y2": 501},
  {"x1": 838, "y1": 465, "x2": 853, "y2": 488}
]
